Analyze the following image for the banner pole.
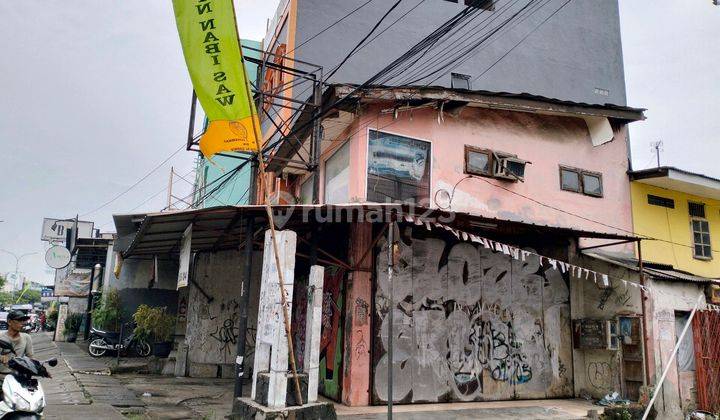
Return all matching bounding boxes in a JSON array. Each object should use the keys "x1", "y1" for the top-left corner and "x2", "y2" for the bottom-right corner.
[{"x1": 230, "y1": 1, "x2": 304, "y2": 406}]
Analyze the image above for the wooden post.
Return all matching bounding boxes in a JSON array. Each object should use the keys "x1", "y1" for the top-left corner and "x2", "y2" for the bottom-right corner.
[{"x1": 304, "y1": 265, "x2": 324, "y2": 403}]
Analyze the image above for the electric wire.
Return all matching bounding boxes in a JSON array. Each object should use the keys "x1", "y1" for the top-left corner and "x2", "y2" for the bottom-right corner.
[
  {"x1": 261, "y1": 1, "x2": 491, "y2": 155},
  {"x1": 79, "y1": 144, "x2": 185, "y2": 218},
  {"x1": 469, "y1": 0, "x2": 573, "y2": 83},
  {"x1": 283, "y1": 0, "x2": 377, "y2": 56},
  {"x1": 323, "y1": 0, "x2": 405, "y2": 82},
  {"x1": 392, "y1": 0, "x2": 547, "y2": 86}
]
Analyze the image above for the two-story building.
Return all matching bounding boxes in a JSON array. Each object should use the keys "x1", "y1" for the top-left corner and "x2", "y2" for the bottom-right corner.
[{"x1": 627, "y1": 167, "x2": 720, "y2": 417}]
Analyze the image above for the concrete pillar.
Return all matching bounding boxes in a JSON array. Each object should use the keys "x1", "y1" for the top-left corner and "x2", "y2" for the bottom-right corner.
[
  {"x1": 304, "y1": 265, "x2": 324, "y2": 403},
  {"x1": 251, "y1": 230, "x2": 297, "y2": 408},
  {"x1": 342, "y1": 222, "x2": 373, "y2": 406}
]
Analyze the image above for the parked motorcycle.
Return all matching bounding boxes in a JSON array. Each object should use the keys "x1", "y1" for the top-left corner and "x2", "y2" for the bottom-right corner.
[
  {"x1": 87, "y1": 324, "x2": 151, "y2": 358},
  {"x1": 0, "y1": 338, "x2": 57, "y2": 419},
  {"x1": 20, "y1": 322, "x2": 40, "y2": 334}
]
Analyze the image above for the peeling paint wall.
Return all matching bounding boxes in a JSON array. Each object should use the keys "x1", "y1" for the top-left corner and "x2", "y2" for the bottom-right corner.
[
  {"x1": 648, "y1": 279, "x2": 706, "y2": 418},
  {"x1": 372, "y1": 227, "x2": 573, "y2": 404},
  {"x1": 343, "y1": 105, "x2": 633, "y2": 255},
  {"x1": 185, "y1": 250, "x2": 262, "y2": 378}
]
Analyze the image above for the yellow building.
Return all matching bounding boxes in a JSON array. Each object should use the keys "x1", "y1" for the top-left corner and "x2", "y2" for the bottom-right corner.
[{"x1": 630, "y1": 166, "x2": 720, "y2": 278}]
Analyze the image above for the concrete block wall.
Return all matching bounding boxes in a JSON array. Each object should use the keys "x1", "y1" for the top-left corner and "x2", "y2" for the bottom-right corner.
[
  {"x1": 569, "y1": 253, "x2": 643, "y2": 400},
  {"x1": 184, "y1": 249, "x2": 262, "y2": 378}
]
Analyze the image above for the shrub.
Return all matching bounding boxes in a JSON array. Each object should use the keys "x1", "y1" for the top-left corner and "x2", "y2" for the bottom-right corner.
[
  {"x1": 64, "y1": 313, "x2": 83, "y2": 334},
  {"x1": 132, "y1": 305, "x2": 175, "y2": 343},
  {"x1": 92, "y1": 289, "x2": 123, "y2": 331}
]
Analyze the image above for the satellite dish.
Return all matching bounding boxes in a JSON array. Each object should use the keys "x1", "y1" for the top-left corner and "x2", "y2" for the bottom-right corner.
[{"x1": 45, "y1": 245, "x2": 71, "y2": 269}]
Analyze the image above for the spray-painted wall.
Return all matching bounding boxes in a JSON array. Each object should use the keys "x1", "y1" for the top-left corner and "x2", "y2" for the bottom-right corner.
[
  {"x1": 569, "y1": 253, "x2": 643, "y2": 400},
  {"x1": 291, "y1": 265, "x2": 347, "y2": 401},
  {"x1": 372, "y1": 228, "x2": 573, "y2": 404},
  {"x1": 184, "y1": 249, "x2": 262, "y2": 378}
]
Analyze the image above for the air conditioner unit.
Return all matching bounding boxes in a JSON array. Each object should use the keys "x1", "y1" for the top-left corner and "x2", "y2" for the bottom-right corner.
[{"x1": 494, "y1": 156, "x2": 527, "y2": 182}]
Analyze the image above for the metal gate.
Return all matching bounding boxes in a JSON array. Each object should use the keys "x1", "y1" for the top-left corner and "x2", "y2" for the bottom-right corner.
[{"x1": 692, "y1": 310, "x2": 720, "y2": 413}]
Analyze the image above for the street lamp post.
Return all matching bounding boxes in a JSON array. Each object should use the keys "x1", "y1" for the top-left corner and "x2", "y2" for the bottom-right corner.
[{"x1": 0, "y1": 250, "x2": 38, "y2": 301}]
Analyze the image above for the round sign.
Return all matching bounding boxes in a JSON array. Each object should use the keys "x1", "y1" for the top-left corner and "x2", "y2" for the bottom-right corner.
[{"x1": 45, "y1": 245, "x2": 71, "y2": 269}]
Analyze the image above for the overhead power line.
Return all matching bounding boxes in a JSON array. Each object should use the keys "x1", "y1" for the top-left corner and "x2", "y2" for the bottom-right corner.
[
  {"x1": 324, "y1": 0, "x2": 405, "y2": 82},
  {"x1": 284, "y1": 0, "x2": 377, "y2": 56},
  {"x1": 79, "y1": 144, "x2": 185, "y2": 218}
]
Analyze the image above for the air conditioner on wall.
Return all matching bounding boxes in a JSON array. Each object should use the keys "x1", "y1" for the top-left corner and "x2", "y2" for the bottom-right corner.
[{"x1": 494, "y1": 155, "x2": 528, "y2": 182}]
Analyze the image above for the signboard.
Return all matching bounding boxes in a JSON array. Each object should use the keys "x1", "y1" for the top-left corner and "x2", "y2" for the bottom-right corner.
[
  {"x1": 573, "y1": 319, "x2": 608, "y2": 350},
  {"x1": 55, "y1": 269, "x2": 91, "y2": 297},
  {"x1": 45, "y1": 245, "x2": 71, "y2": 269},
  {"x1": 177, "y1": 224, "x2": 192, "y2": 289},
  {"x1": 41, "y1": 218, "x2": 94, "y2": 242}
]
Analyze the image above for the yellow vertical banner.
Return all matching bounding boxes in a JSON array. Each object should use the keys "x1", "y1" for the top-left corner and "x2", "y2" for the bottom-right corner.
[{"x1": 172, "y1": 0, "x2": 260, "y2": 158}]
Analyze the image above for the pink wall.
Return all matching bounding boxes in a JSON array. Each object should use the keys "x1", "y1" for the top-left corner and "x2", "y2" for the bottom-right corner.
[{"x1": 344, "y1": 104, "x2": 633, "y2": 249}]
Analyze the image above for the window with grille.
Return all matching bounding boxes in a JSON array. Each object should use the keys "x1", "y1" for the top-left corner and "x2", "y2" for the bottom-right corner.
[
  {"x1": 691, "y1": 218, "x2": 712, "y2": 260},
  {"x1": 648, "y1": 194, "x2": 675, "y2": 209},
  {"x1": 689, "y1": 202, "x2": 706, "y2": 218}
]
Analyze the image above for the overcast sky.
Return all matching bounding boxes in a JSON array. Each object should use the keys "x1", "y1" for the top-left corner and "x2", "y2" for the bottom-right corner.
[{"x1": 0, "y1": 0, "x2": 718, "y2": 285}]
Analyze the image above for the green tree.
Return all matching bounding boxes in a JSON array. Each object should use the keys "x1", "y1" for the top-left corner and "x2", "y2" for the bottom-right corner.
[
  {"x1": 0, "y1": 274, "x2": 5, "y2": 291},
  {"x1": 16, "y1": 289, "x2": 41, "y2": 304}
]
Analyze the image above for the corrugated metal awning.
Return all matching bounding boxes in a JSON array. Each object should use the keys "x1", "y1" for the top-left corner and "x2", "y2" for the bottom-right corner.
[
  {"x1": 117, "y1": 204, "x2": 638, "y2": 258},
  {"x1": 583, "y1": 250, "x2": 720, "y2": 284}
]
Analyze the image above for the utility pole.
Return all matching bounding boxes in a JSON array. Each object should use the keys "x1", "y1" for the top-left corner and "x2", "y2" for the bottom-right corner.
[
  {"x1": 0, "y1": 250, "x2": 37, "y2": 299},
  {"x1": 167, "y1": 166, "x2": 175, "y2": 210},
  {"x1": 651, "y1": 140, "x2": 663, "y2": 168}
]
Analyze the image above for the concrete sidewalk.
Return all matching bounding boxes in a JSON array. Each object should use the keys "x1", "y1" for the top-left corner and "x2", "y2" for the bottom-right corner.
[
  {"x1": 33, "y1": 332, "x2": 129, "y2": 419},
  {"x1": 45, "y1": 334, "x2": 605, "y2": 419}
]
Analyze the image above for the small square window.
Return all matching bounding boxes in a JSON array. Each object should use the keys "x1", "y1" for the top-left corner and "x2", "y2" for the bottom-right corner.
[
  {"x1": 451, "y1": 73, "x2": 471, "y2": 90},
  {"x1": 582, "y1": 172, "x2": 603, "y2": 197},
  {"x1": 560, "y1": 168, "x2": 581, "y2": 192},
  {"x1": 465, "y1": 147, "x2": 492, "y2": 176}
]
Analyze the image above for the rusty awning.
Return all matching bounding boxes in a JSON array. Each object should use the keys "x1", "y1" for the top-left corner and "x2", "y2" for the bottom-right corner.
[{"x1": 116, "y1": 204, "x2": 638, "y2": 258}]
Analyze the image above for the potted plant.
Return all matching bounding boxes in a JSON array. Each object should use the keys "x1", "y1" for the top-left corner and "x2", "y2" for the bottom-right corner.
[
  {"x1": 63, "y1": 313, "x2": 83, "y2": 342},
  {"x1": 92, "y1": 290, "x2": 123, "y2": 332},
  {"x1": 133, "y1": 305, "x2": 175, "y2": 358},
  {"x1": 45, "y1": 309, "x2": 58, "y2": 331}
]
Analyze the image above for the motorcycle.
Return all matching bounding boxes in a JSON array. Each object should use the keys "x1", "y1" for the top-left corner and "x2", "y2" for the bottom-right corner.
[
  {"x1": 0, "y1": 338, "x2": 57, "y2": 419},
  {"x1": 20, "y1": 323, "x2": 40, "y2": 335},
  {"x1": 87, "y1": 324, "x2": 151, "y2": 358}
]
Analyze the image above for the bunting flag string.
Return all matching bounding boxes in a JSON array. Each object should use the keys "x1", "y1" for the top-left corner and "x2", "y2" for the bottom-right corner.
[{"x1": 396, "y1": 215, "x2": 720, "y2": 310}]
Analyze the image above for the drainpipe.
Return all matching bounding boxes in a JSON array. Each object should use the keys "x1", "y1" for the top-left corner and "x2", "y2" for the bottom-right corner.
[{"x1": 638, "y1": 240, "x2": 651, "y2": 385}]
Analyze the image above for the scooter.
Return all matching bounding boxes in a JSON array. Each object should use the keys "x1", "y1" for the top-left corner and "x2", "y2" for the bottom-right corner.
[
  {"x1": 87, "y1": 324, "x2": 151, "y2": 358},
  {"x1": 0, "y1": 338, "x2": 57, "y2": 419}
]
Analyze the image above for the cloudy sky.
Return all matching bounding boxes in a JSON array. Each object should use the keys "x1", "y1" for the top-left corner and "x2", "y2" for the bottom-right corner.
[{"x1": 0, "y1": 0, "x2": 718, "y2": 285}]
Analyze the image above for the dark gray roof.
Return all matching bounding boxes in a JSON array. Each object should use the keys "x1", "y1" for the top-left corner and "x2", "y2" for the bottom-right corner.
[
  {"x1": 583, "y1": 250, "x2": 720, "y2": 284},
  {"x1": 629, "y1": 166, "x2": 720, "y2": 184}
]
